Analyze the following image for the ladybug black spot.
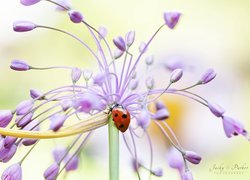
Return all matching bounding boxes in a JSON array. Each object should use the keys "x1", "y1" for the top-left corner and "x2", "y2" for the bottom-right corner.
[
  {"x1": 119, "y1": 124, "x2": 125, "y2": 128},
  {"x1": 114, "y1": 113, "x2": 118, "y2": 117},
  {"x1": 121, "y1": 114, "x2": 127, "y2": 119}
]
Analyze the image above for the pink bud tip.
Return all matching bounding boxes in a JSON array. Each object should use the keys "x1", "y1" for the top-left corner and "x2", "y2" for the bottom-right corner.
[
  {"x1": 68, "y1": 10, "x2": 83, "y2": 23},
  {"x1": 113, "y1": 36, "x2": 126, "y2": 52},
  {"x1": 20, "y1": 0, "x2": 41, "y2": 6},
  {"x1": 10, "y1": 60, "x2": 30, "y2": 71},
  {"x1": 163, "y1": 12, "x2": 181, "y2": 29},
  {"x1": 170, "y1": 68, "x2": 183, "y2": 83},
  {"x1": 13, "y1": 21, "x2": 36, "y2": 32}
]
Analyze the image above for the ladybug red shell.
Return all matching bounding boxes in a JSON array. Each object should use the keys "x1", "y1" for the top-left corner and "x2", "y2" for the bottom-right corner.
[{"x1": 111, "y1": 106, "x2": 130, "y2": 133}]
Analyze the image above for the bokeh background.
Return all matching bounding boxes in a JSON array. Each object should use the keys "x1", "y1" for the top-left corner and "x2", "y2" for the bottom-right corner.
[{"x1": 0, "y1": 0, "x2": 250, "y2": 179}]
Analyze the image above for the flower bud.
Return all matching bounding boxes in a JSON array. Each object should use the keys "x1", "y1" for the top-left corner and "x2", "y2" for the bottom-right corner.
[
  {"x1": 30, "y1": 89, "x2": 44, "y2": 100},
  {"x1": 163, "y1": 12, "x2": 181, "y2": 29},
  {"x1": 155, "y1": 101, "x2": 165, "y2": 110},
  {"x1": 1, "y1": 163, "x2": 22, "y2": 180},
  {"x1": 167, "y1": 147, "x2": 184, "y2": 170},
  {"x1": 207, "y1": 102, "x2": 225, "y2": 117},
  {"x1": 170, "y1": 68, "x2": 183, "y2": 83},
  {"x1": 152, "y1": 168, "x2": 163, "y2": 177},
  {"x1": 50, "y1": 114, "x2": 67, "y2": 132},
  {"x1": 53, "y1": 147, "x2": 67, "y2": 163},
  {"x1": 43, "y1": 163, "x2": 59, "y2": 180},
  {"x1": 55, "y1": 0, "x2": 71, "y2": 11},
  {"x1": 0, "y1": 144, "x2": 17, "y2": 163},
  {"x1": 60, "y1": 99, "x2": 72, "y2": 111},
  {"x1": 93, "y1": 72, "x2": 106, "y2": 86},
  {"x1": 98, "y1": 26, "x2": 108, "y2": 39},
  {"x1": 68, "y1": 10, "x2": 83, "y2": 23},
  {"x1": 22, "y1": 120, "x2": 39, "y2": 146},
  {"x1": 15, "y1": 112, "x2": 33, "y2": 128},
  {"x1": 198, "y1": 68, "x2": 216, "y2": 84},
  {"x1": 113, "y1": 49, "x2": 124, "y2": 59},
  {"x1": 16, "y1": 100, "x2": 34, "y2": 115},
  {"x1": 182, "y1": 170, "x2": 193, "y2": 180},
  {"x1": 153, "y1": 108, "x2": 169, "y2": 120},
  {"x1": 71, "y1": 67, "x2": 82, "y2": 83},
  {"x1": 125, "y1": 31, "x2": 135, "y2": 47},
  {"x1": 10, "y1": 60, "x2": 30, "y2": 71},
  {"x1": 130, "y1": 79, "x2": 138, "y2": 90},
  {"x1": 145, "y1": 77, "x2": 154, "y2": 90},
  {"x1": 113, "y1": 36, "x2": 126, "y2": 52},
  {"x1": 82, "y1": 69, "x2": 93, "y2": 81},
  {"x1": 0, "y1": 110, "x2": 14, "y2": 128},
  {"x1": 4, "y1": 136, "x2": 17, "y2": 148},
  {"x1": 65, "y1": 155, "x2": 79, "y2": 171},
  {"x1": 137, "y1": 109, "x2": 150, "y2": 129},
  {"x1": 222, "y1": 116, "x2": 248, "y2": 138},
  {"x1": 184, "y1": 151, "x2": 202, "y2": 165},
  {"x1": 20, "y1": 0, "x2": 41, "y2": 6},
  {"x1": 13, "y1": 21, "x2": 36, "y2": 32},
  {"x1": 145, "y1": 55, "x2": 154, "y2": 66},
  {"x1": 139, "y1": 42, "x2": 147, "y2": 53}
]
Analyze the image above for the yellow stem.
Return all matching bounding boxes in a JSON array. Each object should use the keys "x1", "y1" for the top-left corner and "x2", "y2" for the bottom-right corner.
[{"x1": 0, "y1": 111, "x2": 108, "y2": 139}]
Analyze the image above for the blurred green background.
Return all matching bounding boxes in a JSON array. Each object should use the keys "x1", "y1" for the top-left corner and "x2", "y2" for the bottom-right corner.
[{"x1": 0, "y1": 0, "x2": 250, "y2": 179}]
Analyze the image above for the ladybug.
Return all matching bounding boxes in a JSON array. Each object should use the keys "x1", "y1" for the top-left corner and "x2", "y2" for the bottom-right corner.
[{"x1": 111, "y1": 104, "x2": 130, "y2": 133}]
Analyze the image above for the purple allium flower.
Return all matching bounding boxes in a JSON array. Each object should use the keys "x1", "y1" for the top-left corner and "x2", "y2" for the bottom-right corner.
[
  {"x1": 50, "y1": 114, "x2": 67, "y2": 132},
  {"x1": 167, "y1": 147, "x2": 184, "y2": 171},
  {"x1": 198, "y1": 68, "x2": 216, "y2": 84},
  {"x1": 113, "y1": 36, "x2": 126, "y2": 52},
  {"x1": 0, "y1": 144, "x2": 17, "y2": 163},
  {"x1": 10, "y1": 60, "x2": 30, "y2": 71},
  {"x1": 71, "y1": 67, "x2": 82, "y2": 83},
  {"x1": 13, "y1": 21, "x2": 36, "y2": 32},
  {"x1": 15, "y1": 112, "x2": 33, "y2": 128},
  {"x1": 182, "y1": 170, "x2": 193, "y2": 180},
  {"x1": 98, "y1": 26, "x2": 108, "y2": 39},
  {"x1": 65, "y1": 155, "x2": 79, "y2": 171},
  {"x1": 0, "y1": 110, "x2": 13, "y2": 128},
  {"x1": 152, "y1": 168, "x2": 163, "y2": 177},
  {"x1": 4, "y1": 136, "x2": 17, "y2": 148},
  {"x1": 208, "y1": 102, "x2": 225, "y2": 118},
  {"x1": 137, "y1": 109, "x2": 151, "y2": 129},
  {"x1": 163, "y1": 12, "x2": 181, "y2": 29},
  {"x1": 145, "y1": 55, "x2": 154, "y2": 66},
  {"x1": 113, "y1": 49, "x2": 124, "y2": 59},
  {"x1": 152, "y1": 108, "x2": 170, "y2": 120},
  {"x1": 170, "y1": 68, "x2": 183, "y2": 83},
  {"x1": 0, "y1": 1, "x2": 247, "y2": 179},
  {"x1": 139, "y1": 41, "x2": 147, "y2": 53},
  {"x1": 53, "y1": 147, "x2": 67, "y2": 163},
  {"x1": 222, "y1": 116, "x2": 248, "y2": 138},
  {"x1": 20, "y1": 0, "x2": 41, "y2": 6},
  {"x1": 184, "y1": 151, "x2": 202, "y2": 165},
  {"x1": 1, "y1": 163, "x2": 22, "y2": 180},
  {"x1": 21, "y1": 120, "x2": 40, "y2": 146},
  {"x1": 30, "y1": 89, "x2": 44, "y2": 99},
  {"x1": 43, "y1": 163, "x2": 59, "y2": 180},
  {"x1": 125, "y1": 31, "x2": 135, "y2": 47},
  {"x1": 16, "y1": 100, "x2": 34, "y2": 116},
  {"x1": 68, "y1": 10, "x2": 83, "y2": 23}
]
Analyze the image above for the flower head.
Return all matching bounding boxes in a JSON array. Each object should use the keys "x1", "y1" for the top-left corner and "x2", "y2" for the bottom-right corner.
[{"x1": 0, "y1": 1, "x2": 248, "y2": 180}]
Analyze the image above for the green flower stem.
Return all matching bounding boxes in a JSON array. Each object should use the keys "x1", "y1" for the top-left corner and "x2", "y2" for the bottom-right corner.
[{"x1": 108, "y1": 115, "x2": 119, "y2": 180}]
